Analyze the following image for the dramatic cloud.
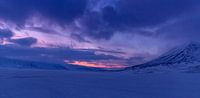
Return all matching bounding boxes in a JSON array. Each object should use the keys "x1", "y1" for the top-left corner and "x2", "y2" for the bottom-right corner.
[
  {"x1": 78, "y1": 11, "x2": 115, "y2": 40},
  {"x1": 157, "y1": 14, "x2": 200, "y2": 42},
  {"x1": 0, "y1": 45, "x2": 127, "y2": 68},
  {"x1": 107, "y1": 0, "x2": 198, "y2": 27},
  {"x1": 0, "y1": 0, "x2": 199, "y2": 39},
  {"x1": 0, "y1": 29, "x2": 13, "y2": 38},
  {"x1": 0, "y1": 0, "x2": 87, "y2": 24},
  {"x1": 10, "y1": 37, "x2": 37, "y2": 47},
  {"x1": 72, "y1": 0, "x2": 200, "y2": 40},
  {"x1": 0, "y1": 0, "x2": 200, "y2": 67},
  {"x1": 0, "y1": 29, "x2": 14, "y2": 44}
]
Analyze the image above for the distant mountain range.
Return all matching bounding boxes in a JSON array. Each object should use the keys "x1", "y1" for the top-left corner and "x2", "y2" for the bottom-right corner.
[
  {"x1": 0, "y1": 57, "x2": 122, "y2": 71},
  {"x1": 129, "y1": 42, "x2": 200, "y2": 73}
]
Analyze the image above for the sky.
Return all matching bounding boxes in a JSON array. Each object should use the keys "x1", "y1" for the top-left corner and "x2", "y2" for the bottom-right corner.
[{"x1": 0, "y1": 0, "x2": 200, "y2": 68}]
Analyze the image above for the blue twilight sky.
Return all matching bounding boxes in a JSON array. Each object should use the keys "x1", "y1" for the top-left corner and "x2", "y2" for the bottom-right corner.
[{"x1": 0, "y1": 0, "x2": 200, "y2": 68}]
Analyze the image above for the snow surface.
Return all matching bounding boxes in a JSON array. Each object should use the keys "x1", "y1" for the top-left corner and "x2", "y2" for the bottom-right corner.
[{"x1": 0, "y1": 69, "x2": 200, "y2": 98}]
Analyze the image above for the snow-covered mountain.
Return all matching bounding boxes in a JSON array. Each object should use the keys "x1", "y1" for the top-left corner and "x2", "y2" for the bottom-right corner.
[{"x1": 130, "y1": 42, "x2": 200, "y2": 73}]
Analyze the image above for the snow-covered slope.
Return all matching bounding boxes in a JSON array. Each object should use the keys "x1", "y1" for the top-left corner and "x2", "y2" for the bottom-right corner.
[{"x1": 130, "y1": 42, "x2": 200, "y2": 73}]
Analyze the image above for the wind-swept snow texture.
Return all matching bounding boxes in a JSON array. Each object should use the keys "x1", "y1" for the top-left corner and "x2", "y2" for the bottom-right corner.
[{"x1": 0, "y1": 69, "x2": 200, "y2": 98}]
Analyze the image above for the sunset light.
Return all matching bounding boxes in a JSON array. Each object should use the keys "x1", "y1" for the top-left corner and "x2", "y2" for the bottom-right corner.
[
  {"x1": 67, "y1": 61, "x2": 126, "y2": 69},
  {"x1": 0, "y1": 0, "x2": 200, "y2": 98}
]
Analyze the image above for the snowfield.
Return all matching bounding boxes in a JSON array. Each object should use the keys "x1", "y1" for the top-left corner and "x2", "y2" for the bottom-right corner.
[{"x1": 0, "y1": 69, "x2": 200, "y2": 98}]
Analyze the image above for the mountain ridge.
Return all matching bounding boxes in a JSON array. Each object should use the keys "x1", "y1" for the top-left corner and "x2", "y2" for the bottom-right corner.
[{"x1": 130, "y1": 41, "x2": 200, "y2": 73}]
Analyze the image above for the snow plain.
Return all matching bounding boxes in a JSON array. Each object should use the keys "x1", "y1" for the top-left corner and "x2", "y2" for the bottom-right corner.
[{"x1": 0, "y1": 69, "x2": 200, "y2": 98}]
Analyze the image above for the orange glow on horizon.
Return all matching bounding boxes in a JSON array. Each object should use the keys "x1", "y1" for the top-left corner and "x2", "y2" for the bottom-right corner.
[{"x1": 67, "y1": 61, "x2": 126, "y2": 69}]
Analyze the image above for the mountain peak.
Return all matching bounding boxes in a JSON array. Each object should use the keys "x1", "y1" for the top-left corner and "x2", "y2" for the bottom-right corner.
[
  {"x1": 161, "y1": 42, "x2": 200, "y2": 63},
  {"x1": 133, "y1": 41, "x2": 200, "y2": 69},
  {"x1": 183, "y1": 41, "x2": 200, "y2": 50},
  {"x1": 130, "y1": 41, "x2": 200, "y2": 73}
]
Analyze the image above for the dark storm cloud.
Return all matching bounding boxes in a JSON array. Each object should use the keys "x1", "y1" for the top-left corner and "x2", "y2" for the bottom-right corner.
[
  {"x1": 79, "y1": 11, "x2": 115, "y2": 40},
  {"x1": 81, "y1": 0, "x2": 200, "y2": 39},
  {"x1": 105, "y1": 0, "x2": 199, "y2": 27},
  {"x1": 0, "y1": 0, "x2": 200, "y2": 41},
  {"x1": 78, "y1": 48, "x2": 126, "y2": 55},
  {"x1": 70, "y1": 33, "x2": 90, "y2": 43},
  {"x1": 0, "y1": 0, "x2": 87, "y2": 24},
  {"x1": 26, "y1": 27, "x2": 59, "y2": 35},
  {"x1": 0, "y1": 29, "x2": 37, "y2": 47},
  {"x1": 157, "y1": 14, "x2": 200, "y2": 42},
  {"x1": 0, "y1": 45, "x2": 122, "y2": 64},
  {"x1": 10, "y1": 37, "x2": 37, "y2": 47},
  {"x1": 0, "y1": 29, "x2": 14, "y2": 38}
]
